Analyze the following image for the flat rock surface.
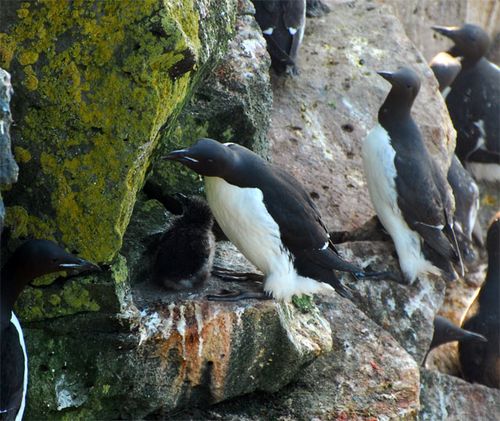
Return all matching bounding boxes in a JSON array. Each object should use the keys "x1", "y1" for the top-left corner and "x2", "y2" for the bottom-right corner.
[
  {"x1": 419, "y1": 369, "x2": 500, "y2": 421},
  {"x1": 268, "y1": 0, "x2": 456, "y2": 231},
  {"x1": 173, "y1": 293, "x2": 420, "y2": 420}
]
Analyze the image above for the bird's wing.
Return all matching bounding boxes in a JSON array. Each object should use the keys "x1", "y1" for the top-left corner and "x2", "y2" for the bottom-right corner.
[
  {"x1": 282, "y1": 0, "x2": 306, "y2": 62},
  {"x1": 394, "y1": 151, "x2": 461, "y2": 263}
]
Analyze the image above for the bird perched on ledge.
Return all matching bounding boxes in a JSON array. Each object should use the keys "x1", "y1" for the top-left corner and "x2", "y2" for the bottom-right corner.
[
  {"x1": 459, "y1": 214, "x2": 500, "y2": 388},
  {"x1": 252, "y1": 0, "x2": 306, "y2": 75},
  {"x1": 165, "y1": 138, "x2": 392, "y2": 302},
  {"x1": 362, "y1": 67, "x2": 463, "y2": 284},
  {"x1": 1, "y1": 240, "x2": 99, "y2": 421},
  {"x1": 432, "y1": 24, "x2": 500, "y2": 181},
  {"x1": 152, "y1": 194, "x2": 215, "y2": 291}
]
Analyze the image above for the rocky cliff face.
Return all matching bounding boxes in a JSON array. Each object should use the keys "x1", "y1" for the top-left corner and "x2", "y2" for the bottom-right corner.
[{"x1": 1, "y1": 0, "x2": 499, "y2": 419}]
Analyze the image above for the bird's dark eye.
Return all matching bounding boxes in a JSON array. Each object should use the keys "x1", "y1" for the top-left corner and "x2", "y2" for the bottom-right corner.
[{"x1": 406, "y1": 84, "x2": 411, "y2": 89}]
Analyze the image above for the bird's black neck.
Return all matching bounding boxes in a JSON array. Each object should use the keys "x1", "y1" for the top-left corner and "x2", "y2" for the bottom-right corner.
[
  {"x1": 0, "y1": 267, "x2": 25, "y2": 330},
  {"x1": 477, "y1": 252, "x2": 499, "y2": 310},
  {"x1": 378, "y1": 96, "x2": 413, "y2": 129}
]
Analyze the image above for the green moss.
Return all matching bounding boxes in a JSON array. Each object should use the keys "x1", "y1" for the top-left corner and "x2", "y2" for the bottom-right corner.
[
  {"x1": 1, "y1": 0, "x2": 209, "y2": 263},
  {"x1": 292, "y1": 295, "x2": 315, "y2": 313},
  {"x1": 13, "y1": 146, "x2": 32, "y2": 163},
  {"x1": 15, "y1": 276, "x2": 101, "y2": 321}
]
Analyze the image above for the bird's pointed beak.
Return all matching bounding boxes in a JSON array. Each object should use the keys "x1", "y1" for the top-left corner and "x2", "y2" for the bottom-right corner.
[
  {"x1": 59, "y1": 258, "x2": 101, "y2": 274},
  {"x1": 164, "y1": 148, "x2": 189, "y2": 161},
  {"x1": 164, "y1": 149, "x2": 199, "y2": 164},
  {"x1": 431, "y1": 25, "x2": 459, "y2": 38},
  {"x1": 377, "y1": 71, "x2": 394, "y2": 82},
  {"x1": 460, "y1": 330, "x2": 488, "y2": 343}
]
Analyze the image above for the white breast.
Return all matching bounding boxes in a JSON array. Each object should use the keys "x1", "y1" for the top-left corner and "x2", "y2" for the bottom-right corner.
[
  {"x1": 11, "y1": 312, "x2": 28, "y2": 421},
  {"x1": 362, "y1": 124, "x2": 439, "y2": 282},
  {"x1": 204, "y1": 176, "x2": 334, "y2": 300}
]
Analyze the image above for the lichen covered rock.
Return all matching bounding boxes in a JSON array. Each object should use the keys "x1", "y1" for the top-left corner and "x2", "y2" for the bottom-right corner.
[
  {"x1": 0, "y1": 0, "x2": 236, "y2": 263},
  {"x1": 148, "y1": 0, "x2": 272, "y2": 196}
]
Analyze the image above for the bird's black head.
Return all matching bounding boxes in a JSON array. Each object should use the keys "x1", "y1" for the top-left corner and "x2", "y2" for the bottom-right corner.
[
  {"x1": 377, "y1": 67, "x2": 421, "y2": 122},
  {"x1": 2, "y1": 239, "x2": 100, "y2": 283},
  {"x1": 432, "y1": 24, "x2": 490, "y2": 62},
  {"x1": 378, "y1": 67, "x2": 421, "y2": 103},
  {"x1": 429, "y1": 52, "x2": 462, "y2": 91},
  {"x1": 1, "y1": 240, "x2": 100, "y2": 326},
  {"x1": 486, "y1": 213, "x2": 500, "y2": 258},
  {"x1": 164, "y1": 138, "x2": 235, "y2": 177}
]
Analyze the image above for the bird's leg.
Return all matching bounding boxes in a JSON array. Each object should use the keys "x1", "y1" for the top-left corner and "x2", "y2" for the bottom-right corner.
[
  {"x1": 212, "y1": 266, "x2": 264, "y2": 283},
  {"x1": 355, "y1": 269, "x2": 405, "y2": 284},
  {"x1": 206, "y1": 289, "x2": 272, "y2": 301}
]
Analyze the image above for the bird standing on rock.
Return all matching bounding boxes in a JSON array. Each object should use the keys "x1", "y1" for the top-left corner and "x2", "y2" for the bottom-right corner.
[
  {"x1": 432, "y1": 24, "x2": 500, "y2": 181},
  {"x1": 459, "y1": 214, "x2": 500, "y2": 389},
  {"x1": 362, "y1": 67, "x2": 463, "y2": 284},
  {"x1": 1, "y1": 240, "x2": 99, "y2": 421},
  {"x1": 152, "y1": 195, "x2": 215, "y2": 291},
  {"x1": 430, "y1": 50, "x2": 481, "y2": 263},
  {"x1": 165, "y1": 138, "x2": 391, "y2": 302},
  {"x1": 252, "y1": 0, "x2": 306, "y2": 75}
]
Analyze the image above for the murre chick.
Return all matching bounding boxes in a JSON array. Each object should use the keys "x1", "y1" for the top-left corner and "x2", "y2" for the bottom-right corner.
[
  {"x1": 430, "y1": 51, "x2": 481, "y2": 262},
  {"x1": 422, "y1": 315, "x2": 487, "y2": 365},
  {"x1": 252, "y1": 0, "x2": 306, "y2": 75},
  {"x1": 362, "y1": 67, "x2": 463, "y2": 284},
  {"x1": 1, "y1": 240, "x2": 99, "y2": 421},
  {"x1": 459, "y1": 213, "x2": 500, "y2": 388},
  {"x1": 432, "y1": 24, "x2": 500, "y2": 182},
  {"x1": 152, "y1": 195, "x2": 215, "y2": 291},
  {"x1": 165, "y1": 138, "x2": 390, "y2": 301}
]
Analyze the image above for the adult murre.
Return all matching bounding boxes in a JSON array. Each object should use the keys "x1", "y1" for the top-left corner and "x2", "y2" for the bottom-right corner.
[
  {"x1": 459, "y1": 213, "x2": 500, "y2": 388},
  {"x1": 1, "y1": 240, "x2": 99, "y2": 421},
  {"x1": 252, "y1": 0, "x2": 306, "y2": 75},
  {"x1": 165, "y1": 138, "x2": 391, "y2": 301},
  {"x1": 432, "y1": 24, "x2": 500, "y2": 182},
  {"x1": 362, "y1": 67, "x2": 464, "y2": 284},
  {"x1": 430, "y1": 51, "x2": 481, "y2": 262}
]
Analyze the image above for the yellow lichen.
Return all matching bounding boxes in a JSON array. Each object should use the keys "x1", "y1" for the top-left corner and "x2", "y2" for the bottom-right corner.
[
  {"x1": 1, "y1": 0, "x2": 205, "y2": 263},
  {"x1": 14, "y1": 146, "x2": 32, "y2": 163}
]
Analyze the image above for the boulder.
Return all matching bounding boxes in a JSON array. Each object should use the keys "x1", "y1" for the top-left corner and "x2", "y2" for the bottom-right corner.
[
  {"x1": 0, "y1": 68, "x2": 18, "y2": 231},
  {"x1": 268, "y1": 0, "x2": 456, "y2": 232},
  {"x1": 148, "y1": 0, "x2": 273, "y2": 197},
  {"x1": 338, "y1": 241, "x2": 446, "y2": 363},
  {"x1": 0, "y1": 0, "x2": 236, "y2": 263},
  {"x1": 172, "y1": 293, "x2": 420, "y2": 420},
  {"x1": 419, "y1": 369, "x2": 500, "y2": 420}
]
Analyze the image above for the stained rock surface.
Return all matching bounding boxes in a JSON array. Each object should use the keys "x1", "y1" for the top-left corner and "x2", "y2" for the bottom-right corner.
[{"x1": 173, "y1": 293, "x2": 420, "y2": 420}]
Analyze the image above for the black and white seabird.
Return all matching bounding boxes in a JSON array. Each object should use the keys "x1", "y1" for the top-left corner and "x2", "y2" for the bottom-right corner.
[
  {"x1": 459, "y1": 214, "x2": 500, "y2": 388},
  {"x1": 447, "y1": 155, "x2": 480, "y2": 263},
  {"x1": 430, "y1": 51, "x2": 481, "y2": 261},
  {"x1": 362, "y1": 67, "x2": 463, "y2": 284},
  {"x1": 252, "y1": 0, "x2": 306, "y2": 75},
  {"x1": 432, "y1": 24, "x2": 500, "y2": 182},
  {"x1": 165, "y1": 138, "x2": 389, "y2": 301},
  {"x1": 1, "y1": 240, "x2": 99, "y2": 420},
  {"x1": 152, "y1": 195, "x2": 215, "y2": 291},
  {"x1": 422, "y1": 315, "x2": 487, "y2": 365}
]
